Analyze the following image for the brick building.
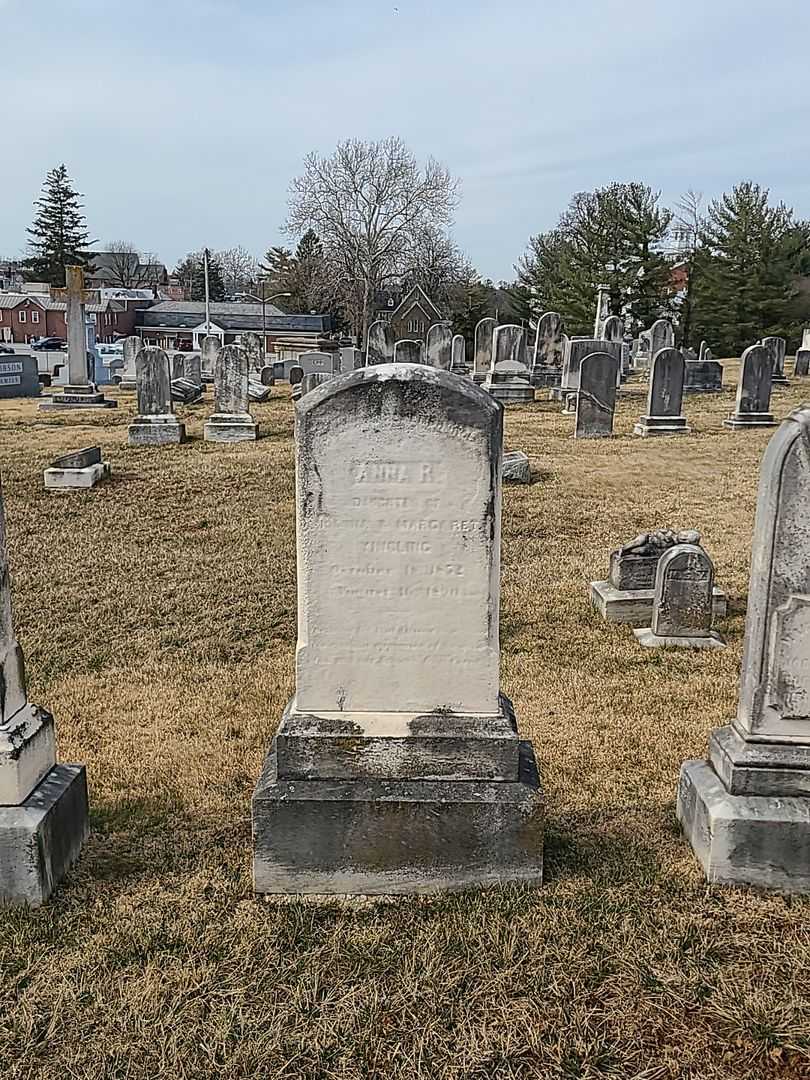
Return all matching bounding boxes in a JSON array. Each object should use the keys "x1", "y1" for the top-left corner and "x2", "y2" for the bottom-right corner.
[
  {"x1": 372, "y1": 284, "x2": 444, "y2": 344},
  {"x1": 0, "y1": 292, "x2": 138, "y2": 344}
]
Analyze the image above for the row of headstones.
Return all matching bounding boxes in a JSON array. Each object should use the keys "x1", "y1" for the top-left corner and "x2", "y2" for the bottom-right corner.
[{"x1": 4, "y1": 363, "x2": 810, "y2": 902}]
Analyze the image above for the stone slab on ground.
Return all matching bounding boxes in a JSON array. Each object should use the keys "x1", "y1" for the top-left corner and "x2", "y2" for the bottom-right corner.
[
  {"x1": 590, "y1": 579, "x2": 727, "y2": 626},
  {"x1": 633, "y1": 626, "x2": 726, "y2": 649},
  {"x1": 44, "y1": 462, "x2": 110, "y2": 490},
  {"x1": 39, "y1": 385, "x2": 117, "y2": 410},
  {"x1": 128, "y1": 417, "x2": 187, "y2": 446},
  {"x1": 203, "y1": 415, "x2": 259, "y2": 443},
  {"x1": 502, "y1": 451, "x2": 531, "y2": 484},
  {"x1": 677, "y1": 760, "x2": 810, "y2": 893},
  {"x1": 0, "y1": 764, "x2": 89, "y2": 906},
  {"x1": 253, "y1": 741, "x2": 544, "y2": 895}
]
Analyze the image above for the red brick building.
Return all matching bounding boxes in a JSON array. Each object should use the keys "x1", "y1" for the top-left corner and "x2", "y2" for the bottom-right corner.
[{"x1": 0, "y1": 292, "x2": 139, "y2": 344}]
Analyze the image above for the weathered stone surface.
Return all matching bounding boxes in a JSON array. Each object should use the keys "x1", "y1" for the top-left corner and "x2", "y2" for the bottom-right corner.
[
  {"x1": 241, "y1": 332, "x2": 264, "y2": 376},
  {"x1": 602, "y1": 315, "x2": 624, "y2": 343},
  {"x1": 248, "y1": 379, "x2": 272, "y2": 403},
  {"x1": 590, "y1": 579, "x2": 727, "y2": 626},
  {"x1": 684, "y1": 360, "x2": 723, "y2": 393},
  {"x1": 724, "y1": 344, "x2": 777, "y2": 428},
  {"x1": 502, "y1": 450, "x2": 531, "y2": 484},
  {"x1": 0, "y1": 764, "x2": 88, "y2": 906},
  {"x1": 252, "y1": 364, "x2": 543, "y2": 894},
  {"x1": 171, "y1": 353, "x2": 185, "y2": 381},
  {"x1": 425, "y1": 324, "x2": 453, "y2": 370},
  {"x1": 593, "y1": 285, "x2": 610, "y2": 338},
  {"x1": 608, "y1": 529, "x2": 702, "y2": 590},
  {"x1": 634, "y1": 348, "x2": 690, "y2": 436},
  {"x1": 340, "y1": 347, "x2": 364, "y2": 373},
  {"x1": 393, "y1": 339, "x2": 423, "y2": 364},
  {"x1": 171, "y1": 377, "x2": 203, "y2": 404},
  {"x1": 183, "y1": 353, "x2": 202, "y2": 387},
  {"x1": 483, "y1": 325, "x2": 534, "y2": 404},
  {"x1": 530, "y1": 312, "x2": 565, "y2": 387},
  {"x1": 200, "y1": 335, "x2": 221, "y2": 381},
  {"x1": 649, "y1": 318, "x2": 674, "y2": 357},
  {"x1": 473, "y1": 317, "x2": 496, "y2": 383},
  {"x1": 299, "y1": 372, "x2": 334, "y2": 398},
  {"x1": 289, "y1": 365, "x2": 304, "y2": 386},
  {"x1": 633, "y1": 544, "x2": 725, "y2": 648},
  {"x1": 129, "y1": 349, "x2": 186, "y2": 445},
  {"x1": 50, "y1": 447, "x2": 101, "y2": 470},
  {"x1": 259, "y1": 365, "x2": 275, "y2": 386},
  {"x1": 795, "y1": 349, "x2": 810, "y2": 377},
  {"x1": 803, "y1": 328, "x2": 810, "y2": 350},
  {"x1": 44, "y1": 463, "x2": 109, "y2": 490},
  {"x1": 558, "y1": 338, "x2": 621, "y2": 405},
  {"x1": 39, "y1": 276, "x2": 118, "y2": 409},
  {"x1": 762, "y1": 335, "x2": 789, "y2": 385},
  {"x1": 205, "y1": 345, "x2": 258, "y2": 441},
  {"x1": 678, "y1": 409, "x2": 810, "y2": 890},
  {"x1": 296, "y1": 351, "x2": 339, "y2": 377},
  {"x1": 0, "y1": 354, "x2": 40, "y2": 399},
  {"x1": 575, "y1": 352, "x2": 618, "y2": 438},
  {"x1": 366, "y1": 320, "x2": 394, "y2": 366},
  {"x1": 450, "y1": 334, "x2": 467, "y2": 375}
]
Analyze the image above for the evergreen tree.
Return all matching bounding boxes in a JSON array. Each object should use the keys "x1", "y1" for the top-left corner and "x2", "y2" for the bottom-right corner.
[
  {"x1": 174, "y1": 250, "x2": 226, "y2": 302},
  {"x1": 26, "y1": 165, "x2": 93, "y2": 285},
  {"x1": 691, "y1": 182, "x2": 798, "y2": 354}
]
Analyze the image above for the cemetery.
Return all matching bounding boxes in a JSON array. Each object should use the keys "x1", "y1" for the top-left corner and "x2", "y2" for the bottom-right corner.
[{"x1": 0, "y1": 342, "x2": 809, "y2": 1075}]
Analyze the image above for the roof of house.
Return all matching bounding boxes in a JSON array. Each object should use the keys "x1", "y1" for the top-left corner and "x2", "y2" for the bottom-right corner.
[
  {"x1": 391, "y1": 284, "x2": 443, "y2": 322},
  {"x1": 137, "y1": 301, "x2": 334, "y2": 334},
  {"x1": 0, "y1": 292, "x2": 123, "y2": 314}
]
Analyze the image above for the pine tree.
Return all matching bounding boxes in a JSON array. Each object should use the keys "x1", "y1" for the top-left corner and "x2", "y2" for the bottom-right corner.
[
  {"x1": 691, "y1": 182, "x2": 798, "y2": 354},
  {"x1": 26, "y1": 165, "x2": 93, "y2": 285},
  {"x1": 175, "y1": 250, "x2": 226, "y2": 302}
]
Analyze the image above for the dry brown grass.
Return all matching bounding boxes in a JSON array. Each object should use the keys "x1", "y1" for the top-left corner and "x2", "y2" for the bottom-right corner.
[{"x1": 1, "y1": 376, "x2": 809, "y2": 1080}]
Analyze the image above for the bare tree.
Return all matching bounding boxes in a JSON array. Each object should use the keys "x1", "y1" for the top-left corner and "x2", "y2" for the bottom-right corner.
[
  {"x1": 217, "y1": 245, "x2": 259, "y2": 296},
  {"x1": 101, "y1": 242, "x2": 156, "y2": 288},
  {"x1": 403, "y1": 225, "x2": 473, "y2": 309},
  {"x1": 286, "y1": 137, "x2": 460, "y2": 342},
  {"x1": 671, "y1": 190, "x2": 706, "y2": 348}
]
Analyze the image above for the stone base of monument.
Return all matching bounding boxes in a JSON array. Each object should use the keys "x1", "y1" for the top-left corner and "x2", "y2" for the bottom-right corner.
[
  {"x1": 771, "y1": 376, "x2": 790, "y2": 387},
  {"x1": 252, "y1": 698, "x2": 544, "y2": 894},
  {"x1": 203, "y1": 414, "x2": 259, "y2": 443},
  {"x1": 0, "y1": 763, "x2": 88, "y2": 906},
  {"x1": 128, "y1": 416, "x2": 187, "y2": 446},
  {"x1": 633, "y1": 415, "x2": 691, "y2": 437},
  {"x1": 502, "y1": 451, "x2": 531, "y2": 484},
  {"x1": 0, "y1": 705, "x2": 56, "y2": 805},
  {"x1": 633, "y1": 626, "x2": 725, "y2": 649},
  {"x1": 472, "y1": 372, "x2": 487, "y2": 385},
  {"x1": 590, "y1": 579, "x2": 727, "y2": 626},
  {"x1": 678, "y1": 737, "x2": 810, "y2": 893},
  {"x1": 530, "y1": 370, "x2": 562, "y2": 388},
  {"x1": 39, "y1": 384, "x2": 118, "y2": 410},
  {"x1": 482, "y1": 379, "x2": 535, "y2": 404},
  {"x1": 44, "y1": 461, "x2": 110, "y2": 490},
  {"x1": 723, "y1": 412, "x2": 778, "y2": 429}
]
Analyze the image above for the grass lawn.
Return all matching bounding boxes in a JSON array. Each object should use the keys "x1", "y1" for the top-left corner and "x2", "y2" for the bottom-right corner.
[{"x1": 1, "y1": 373, "x2": 809, "y2": 1079}]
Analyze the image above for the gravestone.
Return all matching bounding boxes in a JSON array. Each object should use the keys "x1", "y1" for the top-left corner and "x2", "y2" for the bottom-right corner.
[
  {"x1": 251, "y1": 365, "x2": 544, "y2": 894},
  {"x1": 649, "y1": 318, "x2": 675, "y2": 357},
  {"x1": 602, "y1": 315, "x2": 624, "y2": 343},
  {"x1": 393, "y1": 339, "x2": 423, "y2": 364},
  {"x1": 44, "y1": 445, "x2": 110, "y2": 490},
  {"x1": 340, "y1": 347, "x2": 364, "y2": 373},
  {"x1": 242, "y1": 332, "x2": 264, "y2": 376},
  {"x1": 296, "y1": 351, "x2": 339, "y2": 377},
  {"x1": 39, "y1": 266, "x2": 117, "y2": 410},
  {"x1": 183, "y1": 353, "x2": 202, "y2": 388},
  {"x1": 684, "y1": 359, "x2": 723, "y2": 392},
  {"x1": 556, "y1": 337, "x2": 621, "y2": 410},
  {"x1": 794, "y1": 349, "x2": 810, "y2": 377},
  {"x1": 724, "y1": 344, "x2": 777, "y2": 429},
  {"x1": 530, "y1": 312, "x2": 565, "y2": 388},
  {"x1": 200, "y1": 335, "x2": 220, "y2": 383},
  {"x1": 116, "y1": 335, "x2": 140, "y2": 388},
  {"x1": 171, "y1": 353, "x2": 186, "y2": 381},
  {"x1": 678, "y1": 407, "x2": 810, "y2": 890},
  {"x1": 425, "y1": 324, "x2": 453, "y2": 370},
  {"x1": 761, "y1": 335, "x2": 789, "y2": 386},
  {"x1": 593, "y1": 284, "x2": 610, "y2": 338},
  {"x1": 803, "y1": 328, "x2": 810, "y2": 350},
  {"x1": 248, "y1": 379, "x2": 272, "y2": 403},
  {"x1": 0, "y1": 476, "x2": 88, "y2": 904},
  {"x1": 482, "y1": 325, "x2": 535, "y2": 403},
  {"x1": 259, "y1": 365, "x2": 275, "y2": 386},
  {"x1": 171, "y1": 377, "x2": 203, "y2": 405},
  {"x1": 366, "y1": 320, "x2": 394, "y2": 365},
  {"x1": 634, "y1": 348, "x2": 690, "y2": 435},
  {"x1": 204, "y1": 344, "x2": 258, "y2": 442},
  {"x1": 591, "y1": 528, "x2": 727, "y2": 625},
  {"x1": 634, "y1": 333, "x2": 651, "y2": 371},
  {"x1": 450, "y1": 334, "x2": 467, "y2": 375},
  {"x1": 634, "y1": 545, "x2": 725, "y2": 649},
  {"x1": 298, "y1": 371, "x2": 335, "y2": 399},
  {"x1": 502, "y1": 451, "x2": 531, "y2": 484},
  {"x1": 473, "y1": 317, "x2": 496, "y2": 384},
  {"x1": 575, "y1": 352, "x2": 618, "y2": 438},
  {"x1": 0, "y1": 354, "x2": 40, "y2": 399},
  {"x1": 128, "y1": 348, "x2": 187, "y2": 446}
]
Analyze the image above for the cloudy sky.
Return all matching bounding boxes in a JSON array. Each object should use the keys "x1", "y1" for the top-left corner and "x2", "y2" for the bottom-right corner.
[{"x1": 2, "y1": 0, "x2": 809, "y2": 281}]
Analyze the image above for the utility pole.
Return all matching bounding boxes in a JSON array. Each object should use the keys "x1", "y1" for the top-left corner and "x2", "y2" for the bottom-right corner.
[{"x1": 203, "y1": 247, "x2": 211, "y2": 335}]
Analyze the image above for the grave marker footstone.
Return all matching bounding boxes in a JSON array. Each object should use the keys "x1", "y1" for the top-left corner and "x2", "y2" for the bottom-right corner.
[
  {"x1": 393, "y1": 339, "x2": 423, "y2": 364},
  {"x1": 530, "y1": 312, "x2": 565, "y2": 388},
  {"x1": 473, "y1": 317, "x2": 496, "y2": 384},
  {"x1": 724, "y1": 344, "x2": 777, "y2": 428},
  {"x1": 634, "y1": 348, "x2": 690, "y2": 435},
  {"x1": 482, "y1": 325, "x2": 535, "y2": 403},
  {"x1": 128, "y1": 347, "x2": 187, "y2": 445},
  {"x1": 634, "y1": 545, "x2": 725, "y2": 649},
  {"x1": 678, "y1": 407, "x2": 810, "y2": 890},
  {"x1": 425, "y1": 324, "x2": 453, "y2": 370},
  {"x1": 204, "y1": 345, "x2": 258, "y2": 442},
  {"x1": 0, "y1": 477, "x2": 88, "y2": 904},
  {"x1": 44, "y1": 445, "x2": 110, "y2": 490},
  {"x1": 575, "y1": 352, "x2": 618, "y2": 438},
  {"x1": 761, "y1": 335, "x2": 789, "y2": 386},
  {"x1": 366, "y1": 320, "x2": 394, "y2": 366},
  {"x1": 251, "y1": 364, "x2": 544, "y2": 894}
]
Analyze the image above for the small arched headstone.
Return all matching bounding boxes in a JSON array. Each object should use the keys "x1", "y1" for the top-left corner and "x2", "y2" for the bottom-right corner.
[{"x1": 634, "y1": 544, "x2": 725, "y2": 649}]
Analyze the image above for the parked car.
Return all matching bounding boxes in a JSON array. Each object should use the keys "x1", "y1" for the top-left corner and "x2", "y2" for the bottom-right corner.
[
  {"x1": 31, "y1": 337, "x2": 66, "y2": 351},
  {"x1": 0, "y1": 344, "x2": 14, "y2": 355}
]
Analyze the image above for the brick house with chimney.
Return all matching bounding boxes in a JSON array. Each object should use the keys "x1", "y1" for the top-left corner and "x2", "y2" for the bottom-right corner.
[{"x1": 0, "y1": 293, "x2": 138, "y2": 344}]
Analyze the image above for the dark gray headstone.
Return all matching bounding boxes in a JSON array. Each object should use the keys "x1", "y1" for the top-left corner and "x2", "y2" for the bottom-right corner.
[
  {"x1": 635, "y1": 348, "x2": 689, "y2": 435},
  {"x1": 609, "y1": 529, "x2": 702, "y2": 590},
  {"x1": 50, "y1": 446, "x2": 101, "y2": 470},
  {"x1": 795, "y1": 349, "x2": 810, "y2": 377},
  {"x1": 684, "y1": 360, "x2": 723, "y2": 393},
  {"x1": 651, "y1": 544, "x2": 716, "y2": 638},
  {"x1": 393, "y1": 340, "x2": 423, "y2": 364},
  {"x1": 135, "y1": 348, "x2": 173, "y2": 416},
  {"x1": 761, "y1": 336, "x2": 788, "y2": 383},
  {"x1": 289, "y1": 365, "x2": 304, "y2": 387},
  {"x1": 366, "y1": 320, "x2": 394, "y2": 366},
  {"x1": 0, "y1": 354, "x2": 40, "y2": 399},
  {"x1": 259, "y1": 365, "x2": 275, "y2": 386},
  {"x1": 724, "y1": 344, "x2": 777, "y2": 429},
  {"x1": 575, "y1": 352, "x2": 618, "y2": 439}
]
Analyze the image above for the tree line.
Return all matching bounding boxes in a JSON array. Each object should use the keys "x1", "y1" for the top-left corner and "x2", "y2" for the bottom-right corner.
[{"x1": 15, "y1": 152, "x2": 810, "y2": 354}]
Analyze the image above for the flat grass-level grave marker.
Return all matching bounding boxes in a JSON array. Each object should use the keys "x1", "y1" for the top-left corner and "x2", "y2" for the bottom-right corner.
[
  {"x1": 634, "y1": 347, "x2": 690, "y2": 436},
  {"x1": 204, "y1": 344, "x2": 258, "y2": 443},
  {"x1": 574, "y1": 352, "x2": 618, "y2": 438},
  {"x1": 634, "y1": 544, "x2": 725, "y2": 649},
  {"x1": 724, "y1": 344, "x2": 778, "y2": 429},
  {"x1": 252, "y1": 364, "x2": 544, "y2": 894},
  {"x1": 129, "y1": 347, "x2": 187, "y2": 446},
  {"x1": 679, "y1": 407, "x2": 810, "y2": 891},
  {"x1": 0, "y1": 477, "x2": 88, "y2": 904}
]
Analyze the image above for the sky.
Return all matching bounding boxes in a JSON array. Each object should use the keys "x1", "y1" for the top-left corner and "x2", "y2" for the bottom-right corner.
[{"x1": 2, "y1": 0, "x2": 809, "y2": 282}]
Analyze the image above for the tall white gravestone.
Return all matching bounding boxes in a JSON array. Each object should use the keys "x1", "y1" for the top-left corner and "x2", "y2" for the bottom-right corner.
[
  {"x1": 482, "y1": 325, "x2": 535, "y2": 403},
  {"x1": 128, "y1": 347, "x2": 187, "y2": 446},
  {"x1": 0, "y1": 478, "x2": 88, "y2": 904},
  {"x1": 252, "y1": 365, "x2": 544, "y2": 894},
  {"x1": 204, "y1": 344, "x2": 258, "y2": 442},
  {"x1": 473, "y1": 317, "x2": 496, "y2": 384},
  {"x1": 678, "y1": 407, "x2": 810, "y2": 890}
]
